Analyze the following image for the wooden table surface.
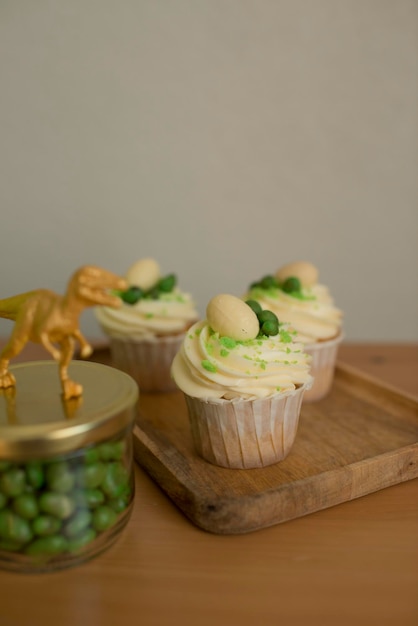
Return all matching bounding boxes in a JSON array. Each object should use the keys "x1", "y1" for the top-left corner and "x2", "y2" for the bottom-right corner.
[{"x1": 0, "y1": 342, "x2": 417, "y2": 626}]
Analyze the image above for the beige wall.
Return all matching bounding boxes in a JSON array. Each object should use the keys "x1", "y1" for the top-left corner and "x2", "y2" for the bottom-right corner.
[{"x1": 0, "y1": 0, "x2": 417, "y2": 341}]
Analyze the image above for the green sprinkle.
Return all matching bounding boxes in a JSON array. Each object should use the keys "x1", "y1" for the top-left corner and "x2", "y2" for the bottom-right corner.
[
  {"x1": 145, "y1": 313, "x2": 154, "y2": 319},
  {"x1": 249, "y1": 286, "x2": 280, "y2": 300},
  {"x1": 220, "y1": 349, "x2": 229, "y2": 357},
  {"x1": 238, "y1": 338, "x2": 256, "y2": 347},
  {"x1": 276, "y1": 386, "x2": 282, "y2": 392},
  {"x1": 195, "y1": 328, "x2": 202, "y2": 336},
  {"x1": 160, "y1": 292, "x2": 187, "y2": 303},
  {"x1": 279, "y1": 330, "x2": 293, "y2": 343},
  {"x1": 205, "y1": 342, "x2": 214, "y2": 356},
  {"x1": 219, "y1": 337, "x2": 237, "y2": 349},
  {"x1": 260, "y1": 361, "x2": 266, "y2": 370},
  {"x1": 201, "y1": 360, "x2": 217, "y2": 373},
  {"x1": 290, "y1": 291, "x2": 316, "y2": 301}
]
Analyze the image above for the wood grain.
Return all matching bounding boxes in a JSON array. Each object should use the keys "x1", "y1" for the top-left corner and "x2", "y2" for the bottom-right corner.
[
  {"x1": 131, "y1": 361, "x2": 418, "y2": 533},
  {"x1": 339, "y1": 342, "x2": 418, "y2": 398}
]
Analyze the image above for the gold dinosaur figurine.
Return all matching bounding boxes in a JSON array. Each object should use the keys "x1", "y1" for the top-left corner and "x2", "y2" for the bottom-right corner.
[{"x1": 0, "y1": 265, "x2": 127, "y2": 399}]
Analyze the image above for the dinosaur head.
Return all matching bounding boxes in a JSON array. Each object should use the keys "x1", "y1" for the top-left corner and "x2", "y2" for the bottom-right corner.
[{"x1": 68, "y1": 266, "x2": 128, "y2": 308}]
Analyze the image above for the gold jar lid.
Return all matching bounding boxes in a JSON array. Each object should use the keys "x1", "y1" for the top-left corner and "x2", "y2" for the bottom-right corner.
[{"x1": 0, "y1": 361, "x2": 139, "y2": 460}]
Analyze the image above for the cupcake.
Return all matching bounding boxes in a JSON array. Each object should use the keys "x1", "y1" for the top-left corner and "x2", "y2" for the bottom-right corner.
[
  {"x1": 244, "y1": 261, "x2": 343, "y2": 402},
  {"x1": 171, "y1": 294, "x2": 312, "y2": 469},
  {"x1": 95, "y1": 258, "x2": 199, "y2": 392}
]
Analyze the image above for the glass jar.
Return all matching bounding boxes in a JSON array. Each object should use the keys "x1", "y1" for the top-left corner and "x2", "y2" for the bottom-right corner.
[{"x1": 0, "y1": 360, "x2": 138, "y2": 573}]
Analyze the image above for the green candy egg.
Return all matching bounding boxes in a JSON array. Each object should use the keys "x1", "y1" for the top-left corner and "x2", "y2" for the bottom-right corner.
[
  {"x1": 75, "y1": 462, "x2": 107, "y2": 489},
  {"x1": 101, "y1": 463, "x2": 130, "y2": 499},
  {"x1": 92, "y1": 506, "x2": 118, "y2": 532},
  {"x1": 12, "y1": 493, "x2": 39, "y2": 520},
  {"x1": 0, "y1": 510, "x2": 33, "y2": 544},
  {"x1": 39, "y1": 492, "x2": 75, "y2": 520},
  {"x1": 64, "y1": 510, "x2": 93, "y2": 538},
  {"x1": 24, "y1": 534, "x2": 68, "y2": 556},
  {"x1": 282, "y1": 276, "x2": 302, "y2": 293},
  {"x1": 32, "y1": 515, "x2": 63, "y2": 537},
  {"x1": 67, "y1": 528, "x2": 97, "y2": 553},
  {"x1": 45, "y1": 462, "x2": 75, "y2": 494},
  {"x1": 0, "y1": 468, "x2": 27, "y2": 498}
]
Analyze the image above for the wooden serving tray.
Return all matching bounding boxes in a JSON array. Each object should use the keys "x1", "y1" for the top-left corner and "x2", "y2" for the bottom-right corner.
[{"x1": 92, "y1": 350, "x2": 418, "y2": 534}]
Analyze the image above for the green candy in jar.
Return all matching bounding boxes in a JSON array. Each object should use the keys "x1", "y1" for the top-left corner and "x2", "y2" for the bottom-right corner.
[
  {"x1": 45, "y1": 461, "x2": 75, "y2": 494},
  {"x1": 25, "y1": 535, "x2": 69, "y2": 556},
  {"x1": 32, "y1": 515, "x2": 63, "y2": 537},
  {"x1": 72, "y1": 487, "x2": 106, "y2": 510},
  {"x1": 38, "y1": 492, "x2": 75, "y2": 520},
  {"x1": 25, "y1": 462, "x2": 45, "y2": 489},
  {"x1": 74, "y1": 462, "x2": 107, "y2": 489},
  {"x1": 0, "y1": 359, "x2": 138, "y2": 572},
  {"x1": 64, "y1": 509, "x2": 93, "y2": 538},
  {"x1": 97, "y1": 440, "x2": 125, "y2": 462},
  {"x1": 0, "y1": 467, "x2": 26, "y2": 498},
  {"x1": 92, "y1": 506, "x2": 118, "y2": 532},
  {"x1": 67, "y1": 528, "x2": 97, "y2": 553},
  {"x1": 12, "y1": 493, "x2": 39, "y2": 520},
  {"x1": 0, "y1": 510, "x2": 33, "y2": 544},
  {"x1": 101, "y1": 462, "x2": 130, "y2": 499},
  {"x1": 0, "y1": 493, "x2": 8, "y2": 510}
]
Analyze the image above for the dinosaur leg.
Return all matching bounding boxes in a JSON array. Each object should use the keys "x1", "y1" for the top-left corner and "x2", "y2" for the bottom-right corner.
[
  {"x1": 39, "y1": 332, "x2": 61, "y2": 361},
  {"x1": 59, "y1": 337, "x2": 83, "y2": 400},
  {"x1": 0, "y1": 344, "x2": 17, "y2": 389},
  {"x1": 0, "y1": 300, "x2": 39, "y2": 389},
  {"x1": 73, "y1": 329, "x2": 93, "y2": 359},
  {"x1": 0, "y1": 330, "x2": 29, "y2": 389}
]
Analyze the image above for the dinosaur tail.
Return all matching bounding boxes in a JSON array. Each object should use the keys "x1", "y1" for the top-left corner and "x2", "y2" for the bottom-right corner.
[{"x1": 0, "y1": 291, "x2": 38, "y2": 321}]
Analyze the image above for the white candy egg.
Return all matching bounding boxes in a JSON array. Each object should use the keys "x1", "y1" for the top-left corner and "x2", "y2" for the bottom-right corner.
[
  {"x1": 125, "y1": 258, "x2": 161, "y2": 290},
  {"x1": 206, "y1": 294, "x2": 259, "y2": 341},
  {"x1": 276, "y1": 261, "x2": 319, "y2": 288}
]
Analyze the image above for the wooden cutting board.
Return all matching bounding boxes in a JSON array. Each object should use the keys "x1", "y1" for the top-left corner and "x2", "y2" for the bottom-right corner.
[{"x1": 92, "y1": 350, "x2": 418, "y2": 534}]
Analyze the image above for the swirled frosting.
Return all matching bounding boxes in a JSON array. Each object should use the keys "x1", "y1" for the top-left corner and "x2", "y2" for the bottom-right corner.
[
  {"x1": 171, "y1": 320, "x2": 312, "y2": 401},
  {"x1": 96, "y1": 290, "x2": 198, "y2": 339},
  {"x1": 245, "y1": 284, "x2": 342, "y2": 344}
]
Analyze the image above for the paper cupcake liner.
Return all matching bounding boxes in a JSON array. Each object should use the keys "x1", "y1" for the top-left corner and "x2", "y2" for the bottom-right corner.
[
  {"x1": 184, "y1": 384, "x2": 309, "y2": 469},
  {"x1": 108, "y1": 335, "x2": 184, "y2": 392},
  {"x1": 303, "y1": 333, "x2": 343, "y2": 402}
]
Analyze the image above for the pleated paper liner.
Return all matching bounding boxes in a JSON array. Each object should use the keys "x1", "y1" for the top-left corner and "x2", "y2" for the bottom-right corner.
[{"x1": 185, "y1": 386, "x2": 307, "y2": 469}]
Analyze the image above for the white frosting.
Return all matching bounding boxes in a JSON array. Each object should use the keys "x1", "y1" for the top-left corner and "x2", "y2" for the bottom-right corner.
[
  {"x1": 171, "y1": 320, "x2": 312, "y2": 401},
  {"x1": 96, "y1": 290, "x2": 198, "y2": 339}
]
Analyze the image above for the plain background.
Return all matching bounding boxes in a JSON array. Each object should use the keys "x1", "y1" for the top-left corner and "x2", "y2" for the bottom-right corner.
[{"x1": 0, "y1": 0, "x2": 417, "y2": 342}]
